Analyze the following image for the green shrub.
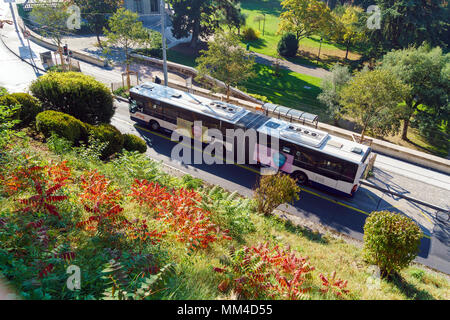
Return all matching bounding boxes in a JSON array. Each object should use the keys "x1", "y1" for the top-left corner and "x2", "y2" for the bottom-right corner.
[
  {"x1": 0, "y1": 86, "x2": 8, "y2": 97},
  {"x1": 0, "y1": 95, "x2": 19, "y2": 108},
  {"x1": 254, "y1": 173, "x2": 300, "y2": 216},
  {"x1": 277, "y1": 33, "x2": 299, "y2": 58},
  {"x1": 409, "y1": 268, "x2": 426, "y2": 282},
  {"x1": 7, "y1": 93, "x2": 42, "y2": 126},
  {"x1": 112, "y1": 87, "x2": 130, "y2": 99},
  {"x1": 122, "y1": 133, "x2": 147, "y2": 153},
  {"x1": 36, "y1": 110, "x2": 88, "y2": 143},
  {"x1": 89, "y1": 124, "x2": 124, "y2": 159},
  {"x1": 181, "y1": 174, "x2": 203, "y2": 190},
  {"x1": 30, "y1": 72, "x2": 114, "y2": 125},
  {"x1": 242, "y1": 27, "x2": 260, "y2": 42},
  {"x1": 201, "y1": 186, "x2": 255, "y2": 240},
  {"x1": 363, "y1": 211, "x2": 423, "y2": 278},
  {"x1": 133, "y1": 47, "x2": 163, "y2": 59}
]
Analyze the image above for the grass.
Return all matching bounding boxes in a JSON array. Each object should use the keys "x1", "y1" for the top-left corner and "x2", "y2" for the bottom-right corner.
[
  {"x1": 239, "y1": 0, "x2": 362, "y2": 69},
  {"x1": 167, "y1": 49, "x2": 198, "y2": 68},
  {"x1": 382, "y1": 128, "x2": 449, "y2": 158},
  {"x1": 1, "y1": 130, "x2": 449, "y2": 300},
  {"x1": 238, "y1": 64, "x2": 325, "y2": 117}
]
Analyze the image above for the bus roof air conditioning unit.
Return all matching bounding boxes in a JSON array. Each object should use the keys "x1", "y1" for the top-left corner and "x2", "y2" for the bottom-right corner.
[{"x1": 280, "y1": 125, "x2": 328, "y2": 148}]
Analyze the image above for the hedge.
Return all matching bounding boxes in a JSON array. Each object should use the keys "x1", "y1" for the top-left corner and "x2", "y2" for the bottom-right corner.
[
  {"x1": 7, "y1": 93, "x2": 42, "y2": 126},
  {"x1": 88, "y1": 124, "x2": 124, "y2": 159},
  {"x1": 36, "y1": 110, "x2": 88, "y2": 143},
  {"x1": 123, "y1": 133, "x2": 147, "y2": 153},
  {"x1": 30, "y1": 72, "x2": 114, "y2": 125}
]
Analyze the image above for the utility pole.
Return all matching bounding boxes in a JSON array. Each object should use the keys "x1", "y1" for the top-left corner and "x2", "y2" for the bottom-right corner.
[
  {"x1": 317, "y1": 0, "x2": 330, "y2": 60},
  {"x1": 160, "y1": 0, "x2": 168, "y2": 86},
  {"x1": 262, "y1": 14, "x2": 265, "y2": 36}
]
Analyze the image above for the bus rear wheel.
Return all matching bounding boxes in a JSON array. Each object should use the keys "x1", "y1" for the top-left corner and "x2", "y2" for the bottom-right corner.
[
  {"x1": 149, "y1": 120, "x2": 160, "y2": 132},
  {"x1": 292, "y1": 171, "x2": 308, "y2": 185}
]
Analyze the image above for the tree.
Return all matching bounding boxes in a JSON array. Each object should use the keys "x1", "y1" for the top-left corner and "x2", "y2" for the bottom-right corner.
[
  {"x1": 218, "y1": 1, "x2": 247, "y2": 35},
  {"x1": 104, "y1": 8, "x2": 149, "y2": 89},
  {"x1": 363, "y1": 211, "x2": 422, "y2": 279},
  {"x1": 366, "y1": 0, "x2": 448, "y2": 58},
  {"x1": 277, "y1": 32, "x2": 299, "y2": 58},
  {"x1": 31, "y1": 0, "x2": 70, "y2": 70},
  {"x1": 278, "y1": 0, "x2": 333, "y2": 44},
  {"x1": 254, "y1": 173, "x2": 300, "y2": 216},
  {"x1": 169, "y1": 0, "x2": 241, "y2": 49},
  {"x1": 331, "y1": 4, "x2": 366, "y2": 60},
  {"x1": 195, "y1": 31, "x2": 255, "y2": 101},
  {"x1": 380, "y1": 45, "x2": 450, "y2": 140},
  {"x1": 317, "y1": 64, "x2": 351, "y2": 124},
  {"x1": 30, "y1": 72, "x2": 114, "y2": 125},
  {"x1": 73, "y1": 0, "x2": 123, "y2": 48},
  {"x1": 340, "y1": 69, "x2": 410, "y2": 142}
]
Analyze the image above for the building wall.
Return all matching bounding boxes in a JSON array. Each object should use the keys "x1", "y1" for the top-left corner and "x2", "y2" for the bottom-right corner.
[{"x1": 124, "y1": 0, "x2": 160, "y2": 15}]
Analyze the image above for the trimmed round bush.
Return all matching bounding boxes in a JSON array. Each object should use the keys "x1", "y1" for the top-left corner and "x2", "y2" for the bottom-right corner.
[
  {"x1": 0, "y1": 95, "x2": 19, "y2": 108},
  {"x1": 7, "y1": 93, "x2": 42, "y2": 126},
  {"x1": 89, "y1": 124, "x2": 124, "y2": 159},
  {"x1": 123, "y1": 133, "x2": 147, "y2": 153},
  {"x1": 30, "y1": 72, "x2": 114, "y2": 125},
  {"x1": 277, "y1": 33, "x2": 299, "y2": 58},
  {"x1": 363, "y1": 210, "x2": 423, "y2": 278},
  {"x1": 242, "y1": 27, "x2": 260, "y2": 42},
  {"x1": 36, "y1": 110, "x2": 88, "y2": 143}
]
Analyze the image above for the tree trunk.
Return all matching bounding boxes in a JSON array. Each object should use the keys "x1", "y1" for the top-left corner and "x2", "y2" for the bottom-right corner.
[
  {"x1": 402, "y1": 116, "x2": 411, "y2": 141},
  {"x1": 58, "y1": 44, "x2": 65, "y2": 71},
  {"x1": 345, "y1": 40, "x2": 350, "y2": 60},
  {"x1": 190, "y1": 19, "x2": 200, "y2": 49},
  {"x1": 318, "y1": 37, "x2": 323, "y2": 60},
  {"x1": 126, "y1": 51, "x2": 131, "y2": 89},
  {"x1": 96, "y1": 33, "x2": 103, "y2": 49}
]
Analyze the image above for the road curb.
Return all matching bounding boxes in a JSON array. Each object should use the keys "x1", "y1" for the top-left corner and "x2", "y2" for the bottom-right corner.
[{"x1": 361, "y1": 180, "x2": 449, "y2": 214}]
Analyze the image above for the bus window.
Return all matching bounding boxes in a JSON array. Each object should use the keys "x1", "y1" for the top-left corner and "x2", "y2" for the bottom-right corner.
[
  {"x1": 317, "y1": 158, "x2": 343, "y2": 176},
  {"x1": 163, "y1": 105, "x2": 178, "y2": 124},
  {"x1": 178, "y1": 108, "x2": 194, "y2": 122},
  {"x1": 341, "y1": 163, "x2": 358, "y2": 181}
]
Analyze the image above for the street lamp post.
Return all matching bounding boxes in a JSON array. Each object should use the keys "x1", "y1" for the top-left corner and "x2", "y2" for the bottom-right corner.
[{"x1": 160, "y1": 0, "x2": 168, "y2": 86}]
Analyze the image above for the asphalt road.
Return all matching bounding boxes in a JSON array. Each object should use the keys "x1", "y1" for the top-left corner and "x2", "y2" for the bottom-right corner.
[{"x1": 111, "y1": 102, "x2": 450, "y2": 275}]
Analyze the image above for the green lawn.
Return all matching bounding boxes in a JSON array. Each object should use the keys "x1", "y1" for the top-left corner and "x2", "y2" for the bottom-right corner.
[
  {"x1": 239, "y1": 0, "x2": 361, "y2": 68},
  {"x1": 167, "y1": 50, "x2": 197, "y2": 68},
  {"x1": 238, "y1": 64, "x2": 325, "y2": 117}
]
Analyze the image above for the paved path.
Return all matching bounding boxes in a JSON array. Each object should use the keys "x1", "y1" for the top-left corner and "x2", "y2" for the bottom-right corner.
[{"x1": 250, "y1": 51, "x2": 331, "y2": 79}]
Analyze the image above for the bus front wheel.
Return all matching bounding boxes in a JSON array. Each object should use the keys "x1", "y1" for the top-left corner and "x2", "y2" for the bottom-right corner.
[
  {"x1": 149, "y1": 120, "x2": 160, "y2": 132},
  {"x1": 292, "y1": 171, "x2": 308, "y2": 185}
]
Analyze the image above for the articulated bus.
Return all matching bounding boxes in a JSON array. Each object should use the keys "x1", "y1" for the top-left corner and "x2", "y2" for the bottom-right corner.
[{"x1": 128, "y1": 82, "x2": 372, "y2": 196}]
